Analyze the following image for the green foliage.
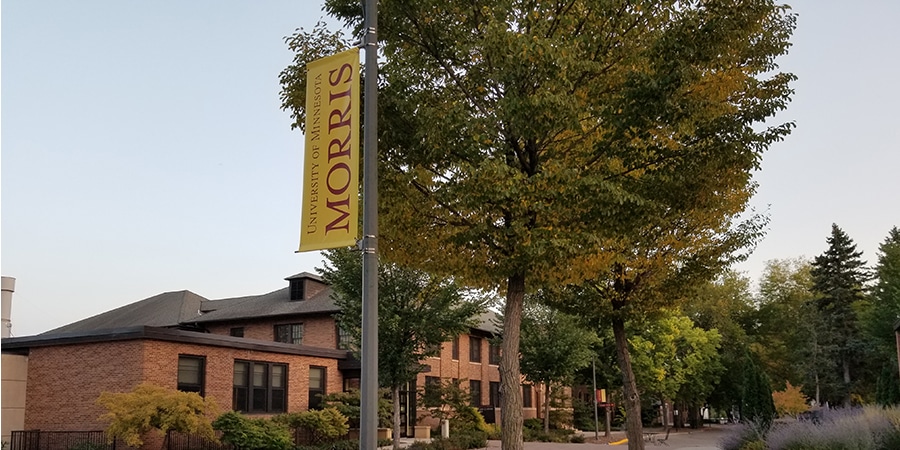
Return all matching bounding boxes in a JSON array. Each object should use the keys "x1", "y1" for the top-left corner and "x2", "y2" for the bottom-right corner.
[
  {"x1": 273, "y1": 408, "x2": 349, "y2": 444},
  {"x1": 810, "y1": 224, "x2": 871, "y2": 406},
  {"x1": 741, "y1": 357, "x2": 776, "y2": 428},
  {"x1": 419, "y1": 378, "x2": 486, "y2": 433},
  {"x1": 321, "y1": 248, "x2": 486, "y2": 391},
  {"x1": 876, "y1": 362, "x2": 900, "y2": 407},
  {"x1": 96, "y1": 383, "x2": 217, "y2": 448},
  {"x1": 520, "y1": 300, "x2": 598, "y2": 389},
  {"x1": 285, "y1": 0, "x2": 796, "y2": 447},
  {"x1": 211, "y1": 411, "x2": 292, "y2": 450},
  {"x1": 861, "y1": 228, "x2": 900, "y2": 364},
  {"x1": 320, "y1": 389, "x2": 392, "y2": 427},
  {"x1": 629, "y1": 312, "x2": 723, "y2": 404}
]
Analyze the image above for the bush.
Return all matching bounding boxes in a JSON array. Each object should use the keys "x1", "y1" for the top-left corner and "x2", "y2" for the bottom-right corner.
[
  {"x1": 96, "y1": 383, "x2": 218, "y2": 448},
  {"x1": 483, "y1": 423, "x2": 501, "y2": 440},
  {"x1": 212, "y1": 411, "x2": 292, "y2": 450},
  {"x1": 523, "y1": 428, "x2": 574, "y2": 443},
  {"x1": 722, "y1": 407, "x2": 900, "y2": 450},
  {"x1": 570, "y1": 434, "x2": 586, "y2": 443},
  {"x1": 273, "y1": 408, "x2": 349, "y2": 443},
  {"x1": 523, "y1": 418, "x2": 542, "y2": 431}
]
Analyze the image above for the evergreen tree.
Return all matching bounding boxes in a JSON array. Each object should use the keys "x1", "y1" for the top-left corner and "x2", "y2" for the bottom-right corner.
[
  {"x1": 809, "y1": 224, "x2": 869, "y2": 407},
  {"x1": 861, "y1": 227, "x2": 900, "y2": 360},
  {"x1": 740, "y1": 355, "x2": 776, "y2": 428},
  {"x1": 875, "y1": 361, "x2": 900, "y2": 406}
]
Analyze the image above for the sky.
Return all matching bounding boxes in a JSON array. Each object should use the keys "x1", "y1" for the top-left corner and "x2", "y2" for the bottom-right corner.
[{"x1": 2, "y1": 1, "x2": 898, "y2": 337}]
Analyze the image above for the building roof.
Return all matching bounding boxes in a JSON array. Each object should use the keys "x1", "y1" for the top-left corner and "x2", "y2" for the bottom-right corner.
[
  {"x1": 43, "y1": 290, "x2": 208, "y2": 335},
  {"x1": 3, "y1": 326, "x2": 349, "y2": 360},
  {"x1": 190, "y1": 286, "x2": 338, "y2": 324}
]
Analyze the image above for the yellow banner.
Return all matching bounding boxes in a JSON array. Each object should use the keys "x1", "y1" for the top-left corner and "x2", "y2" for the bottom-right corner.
[{"x1": 298, "y1": 48, "x2": 360, "y2": 252}]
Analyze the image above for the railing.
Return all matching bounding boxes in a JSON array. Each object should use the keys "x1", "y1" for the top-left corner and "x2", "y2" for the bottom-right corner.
[
  {"x1": 165, "y1": 431, "x2": 231, "y2": 450},
  {"x1": 9, "y1": 430, "x2": 114, "y2": 450}
]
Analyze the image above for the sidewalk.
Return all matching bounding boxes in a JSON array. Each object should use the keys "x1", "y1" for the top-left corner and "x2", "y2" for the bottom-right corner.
[{"x1": 392, "y1": 424, "x2": 729, "y2": 450}]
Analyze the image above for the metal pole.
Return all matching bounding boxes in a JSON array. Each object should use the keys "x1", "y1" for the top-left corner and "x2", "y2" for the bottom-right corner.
[
  {"x1": 592, "y1": 356, "x2": 599, "y2": 440},
  {"x1": 360, "y1": 0, "x2": 379, "y2": 449}
]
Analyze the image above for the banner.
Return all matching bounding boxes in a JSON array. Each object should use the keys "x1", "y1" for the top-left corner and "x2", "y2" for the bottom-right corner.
[{"x1": 298, "y1": 48, "x2": 360, "y2": 252}]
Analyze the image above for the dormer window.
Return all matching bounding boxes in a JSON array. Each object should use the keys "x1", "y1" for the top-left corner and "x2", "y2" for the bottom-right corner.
[{"x1": 289, "y1": 279, "x2": 304, "y2": 301}]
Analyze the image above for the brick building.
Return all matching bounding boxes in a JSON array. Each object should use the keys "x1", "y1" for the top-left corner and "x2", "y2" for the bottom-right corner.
[{"x1": 1, "y1": 272, "x2": 541, "y2": 442}]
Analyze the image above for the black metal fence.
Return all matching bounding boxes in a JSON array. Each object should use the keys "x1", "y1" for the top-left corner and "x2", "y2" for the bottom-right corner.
[
  {"x1": 165, "y1": 431, "x2": 231, "y2": 450},
  {"x1": 9, "y1": 431, "x2": 114, "y2": 450}
]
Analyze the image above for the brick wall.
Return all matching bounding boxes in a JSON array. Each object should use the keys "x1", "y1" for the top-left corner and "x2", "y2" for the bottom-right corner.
[
  {"x1": 23, "y1": 338, "x2": 344, "y2": 433},
  {"x1": 205, "y1": 315, "x2": 337, "y2": 348},
  {"x1": 25, "y1": 341, "x2": 144, "y2": 431}
]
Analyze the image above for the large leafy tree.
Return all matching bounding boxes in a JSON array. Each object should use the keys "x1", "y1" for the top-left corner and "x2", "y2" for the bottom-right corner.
[
  {"x1": 318, "y1": 248, "x2": 485, "y2": 448},
  {"x1": 282, "y1": 2, "x2": 795, "y2": 449},
  {"x1": 810, "y1": 224, "x2": 869, "y2": 406},
  {"x1": 752, "y1": 259, "x2": 819, "y2": 394},
  {"x1": 629, "y1": 312, "x2": 723, "y2": 428},
  {"x1": 519, "y1": 300, "x2": 599, "y2": 432}
]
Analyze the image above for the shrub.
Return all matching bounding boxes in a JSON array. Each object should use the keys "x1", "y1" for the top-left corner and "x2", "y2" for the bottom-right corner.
[
  {"x1": 570, "y1": 434, "x2": 586, "y2": 443},
  {"x1": 274, "y1": 408, "x2": 349, "y2": 443},
  {"x1": 320, "y1": 389, "x2": 392, "y2": 428},
  {"x1": 523, "y1": 418, "x2": 542, "y2": 431},
  {"x1": 772, "y1": 382, "x2": 809, "y2": 417},
  {"x1": 483, "y1": 423, "x2": 501, "y2": 440},
  {"x1": 96, "y1": 383, "x2": 218, "y2": 448},
  {"x1": 212, "y1": 411, "x2": 292, "y2": 450}
]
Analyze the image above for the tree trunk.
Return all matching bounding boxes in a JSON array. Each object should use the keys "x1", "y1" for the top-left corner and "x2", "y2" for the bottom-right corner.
[
  {"x1": 543, "y1": 384, "x2": 551, "y2": 433},
  {"x1": 612, "y1": 315, "x2": 644, "y2": 450},
  {"x1": 393, "y1": 386, "x2": 401, "y2": 450},
  {"x1": 500, "y1": 273, "x2": 525, "y2": 450},
  {"x1": 843, "y1": 356, "x2": 852, "y2": 407}
]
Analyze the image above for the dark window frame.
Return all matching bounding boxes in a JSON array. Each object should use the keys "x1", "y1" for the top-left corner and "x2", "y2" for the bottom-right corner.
[
  {"x1": 489, "y1": 342, "x2": 501, "y2": 365},
  {"x1": 233, "y1": 360, "x2": 287, "y2": 414},
  {"x1": 523, "y1": 384, "x2": 533, "y2": 408},
  {"x1": 469, "y1": 380, "x2": 482, "y2": 407},
  {"x1": 424, "y1": 376, "x2": 442, "y2": 407},
  {"x1": 489, "y1": 381, "x2": 501, "y2": 407},
  {"x1": 274, "y1": 323, "x2": 304, "y2": 344},
  {"x1": 309, "y1": 365, "x2": 327, "y2": 410},
  {"x1": 451, "y1": 336, "x2": 459, "y2": 360},
  {"x1": 289, "y1": 279, "x2": 305, "y2": 301},
  {"x1": 177, "y1": 354, "x2": 205, "y2": 396},
  {"x1": 469, "y1": 336, "x2": 482, "y2": 363},
  {"x1": 336, "y1": 325, "x2": 354, "y2": 350},
  {"x1": 229, "y1": 327, "x2": 244, "y2": 337}
]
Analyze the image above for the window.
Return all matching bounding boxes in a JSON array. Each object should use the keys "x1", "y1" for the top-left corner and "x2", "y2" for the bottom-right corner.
[
  {"x1": 425, "y1": 342, "x2": 442, "y2": 357},
  {"x1": 343, "y1": 377, "x2": 360, "y2": 392},
  {"x1": 489, "y1": 382, "x2": 501, "y2": 407},
  {"x1": 177, "y1": 355, "x2": 205, "y2": 396},
  {"x1": 424, "y1": 376, "x2": 441, "y2": 407},
  {"x1": 275, "y1": 323, "x2": 303, "y2": 344},
  {"x1": 230, "y1": 327, "x2": 244, "y2": 337},
  {"x1": 309, "y1": 366, "x2": 326, "y2": 410},
  {"x1": 469, "y1": 336, "x2": 482, "y2": 363},
  {"x1": 489, "y1": 342, "x2": 501, "y2": 365},
  {"x1": 523, "y1": 384, "x2": 533, "y2": 408},
  {"x1": 337, "y1": 326, "x2": 354, "y2": 350},
  {"x1": 469, "y1": 380, "x2": 482, "y2": 406},
  {"x1": 289, "y1": 279, "x2": 305, "y2": 301},
  {"x1": 451, "y1": 336, "x2": 459, "y2": 360},
  {"x1": 233, "y1": 360, "x2": 287, "y2": 413}
]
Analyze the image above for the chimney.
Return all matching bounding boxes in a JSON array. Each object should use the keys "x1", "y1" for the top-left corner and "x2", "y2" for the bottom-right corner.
[{"x1": 2, "y1": 277, "x2": 15, "y2": 338}]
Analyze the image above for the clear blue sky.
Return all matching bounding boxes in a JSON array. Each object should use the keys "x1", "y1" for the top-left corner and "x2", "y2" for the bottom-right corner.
[{"x1": 2, "y1": 1, "x2": 898, "y2": 337}]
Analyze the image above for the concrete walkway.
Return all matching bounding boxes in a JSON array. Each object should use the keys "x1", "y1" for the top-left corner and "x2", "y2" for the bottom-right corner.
[{"x1": 395, "y1": 424, "x2": 730, "y2": 450}]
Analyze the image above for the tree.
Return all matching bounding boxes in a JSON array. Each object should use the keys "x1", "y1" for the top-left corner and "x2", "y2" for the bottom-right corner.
[
  {"x1": 282, "y1": 3, "x2": 795, "y2": 449},
  {"x1": 519, "y1": 300, "x2": 599, "y2": 432},
  {"x1": 810, "y1": 224, "x2": 869, "y2": 406},
  {"x1": 318, "y1": 248, "x2": 485, "y2": 449},
  {"x1": 771, "y1": 382, "x2": 808, "y2": 417},
  {"x1": 685, "y1": 272, "x2": 756, "y2": 414},
  {"x1": 629, "y1": 312, "x2": 723, "y2": 428},
  {"x1": 96, "y1": 383, "x2": 218, "y2": 448},
  {"x1": 740, "y1": 355, "x2": 776, "y2": 428},
  {"x1": 752, "y1": 259, "x2": 821, "y2": 395},
  {"x1": 861, "y1": 228, "x2": 900, "y2": 363}
]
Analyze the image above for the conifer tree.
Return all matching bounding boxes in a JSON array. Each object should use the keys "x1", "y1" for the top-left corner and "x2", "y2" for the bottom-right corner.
[{"x1": 809, "y1": 224, "x2": 869, "y2": 407}]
